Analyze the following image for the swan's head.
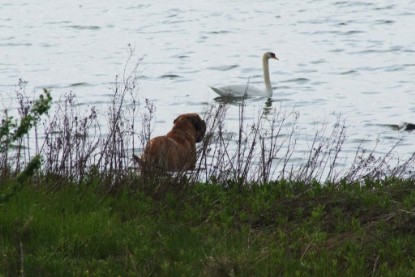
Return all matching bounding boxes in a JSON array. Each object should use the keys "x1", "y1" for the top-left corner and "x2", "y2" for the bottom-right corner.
[{"x1": 264, "y1": 52, "x2": 279, "y2": 60}]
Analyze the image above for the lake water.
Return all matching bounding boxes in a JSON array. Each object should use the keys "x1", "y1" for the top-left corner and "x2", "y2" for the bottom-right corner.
[{"x1": 1, "y1": 0, "x2": 415, "y2": 178}]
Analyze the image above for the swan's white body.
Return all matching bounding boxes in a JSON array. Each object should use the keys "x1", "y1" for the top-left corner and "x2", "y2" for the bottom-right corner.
[{"x1": 210, "y1": 52, "x2": 278, "y2": 98}]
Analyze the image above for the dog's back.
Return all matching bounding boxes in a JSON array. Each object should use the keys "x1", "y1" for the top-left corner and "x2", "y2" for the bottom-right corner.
[{"x1": 140, "y1": 136, "x2": 194, "y2": 172}]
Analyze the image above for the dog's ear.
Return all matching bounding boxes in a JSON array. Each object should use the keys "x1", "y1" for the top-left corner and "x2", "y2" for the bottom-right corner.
[
  {"x1": 197, "y1": 119, "x2": 206, "y2": 142},
  {"x1": 189, "y1": 114, "x2": 206, "y2": 143},
  {"x1": 173, "y1": 115, "x2": 180, "y2": 124}
]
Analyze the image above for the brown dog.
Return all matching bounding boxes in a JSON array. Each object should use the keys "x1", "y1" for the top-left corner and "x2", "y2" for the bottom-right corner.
[{"x1": 134, "y1": 113, "x2": 206, "y2": 172}]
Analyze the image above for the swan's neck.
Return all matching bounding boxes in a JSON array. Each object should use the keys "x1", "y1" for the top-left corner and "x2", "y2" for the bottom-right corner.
[{"x1": 262, "y1": 56, "x2": 273, "y2": 97}]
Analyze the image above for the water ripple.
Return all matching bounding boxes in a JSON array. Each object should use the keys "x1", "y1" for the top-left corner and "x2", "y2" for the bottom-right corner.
[
  {"x1": 374, "y1": 19, "x2": 394, "y2": 25},
  {"x1": 207, "y1": 65, "x2": 239, "y2": 71},
  {"x1": 0, "y1": 42, "x2": 32, "y2": 47},
  {"x1": 160, "y1": 74, "x2": 182, "y2": 79},
  {"x1": 67, "y1": 25, "x2": 101, "y2": 30},
  {"x1": 339, "y1": 70, "x2": 358, "y2": 75},
  {"x1": 282, "y1": 78, "x2": 310, "y2": 84},
  {"x1": 334, "y1": 1, "x2": 374, "y2": 7}
]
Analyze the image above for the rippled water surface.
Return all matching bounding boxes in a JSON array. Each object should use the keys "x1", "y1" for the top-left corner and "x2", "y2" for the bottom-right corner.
[{"x1": 1, "y1": 0, "x2": 415, "y2": 170}]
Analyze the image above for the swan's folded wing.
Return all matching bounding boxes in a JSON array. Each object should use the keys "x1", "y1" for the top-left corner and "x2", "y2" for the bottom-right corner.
[{"x1": 209, "y1": 85, "x2": 265, "y2": 98}]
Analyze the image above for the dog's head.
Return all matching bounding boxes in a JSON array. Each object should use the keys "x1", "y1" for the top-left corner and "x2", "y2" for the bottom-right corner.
[{"x1": 173, "y1": 113, "x2": 206, "y2": 143}]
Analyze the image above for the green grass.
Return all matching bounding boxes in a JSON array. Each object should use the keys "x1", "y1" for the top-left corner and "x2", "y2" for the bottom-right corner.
[{"x1": 1, "y1": 178, "x2": 415, "y2": 276}]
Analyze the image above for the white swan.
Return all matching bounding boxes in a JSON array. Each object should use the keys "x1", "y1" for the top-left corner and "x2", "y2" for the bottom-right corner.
[{"x1": 210, "y1": 52, "x2": 278, "y2": 98}]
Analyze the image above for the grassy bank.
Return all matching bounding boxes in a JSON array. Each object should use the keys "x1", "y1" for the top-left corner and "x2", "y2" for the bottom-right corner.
[
  {"x1": 2, "y1": 62, "x2": 415, "y2": 276},
  {"x1": 1, "y1": 178, "x2": 415, "y2": 276}
]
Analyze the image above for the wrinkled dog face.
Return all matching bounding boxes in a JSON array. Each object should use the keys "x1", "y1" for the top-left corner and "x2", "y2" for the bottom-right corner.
[{"x1": 173, "y1": 113, "x2": 206, "y2": 142}]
